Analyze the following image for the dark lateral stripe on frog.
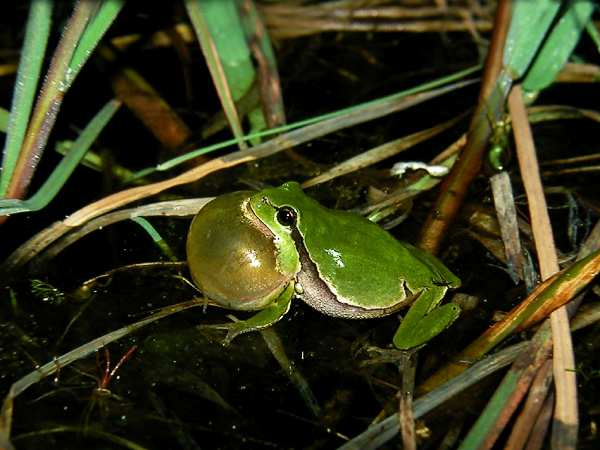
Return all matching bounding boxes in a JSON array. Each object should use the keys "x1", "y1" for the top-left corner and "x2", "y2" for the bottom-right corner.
[{"x1": 289, "y1": 227, "x2": 408, "y2": 319}]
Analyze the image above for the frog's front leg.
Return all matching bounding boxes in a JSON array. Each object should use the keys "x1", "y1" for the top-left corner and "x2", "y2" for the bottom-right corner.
[
  {"x1": 200, "y1": 284, "x2": 294, "y2": 346},
  {"x1": 392, "y1": 286, "x2": 461, "y2": 350}
]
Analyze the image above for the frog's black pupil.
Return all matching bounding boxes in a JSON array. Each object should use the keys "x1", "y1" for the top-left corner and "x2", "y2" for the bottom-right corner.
[{"x1": 276, "y1": 207, "x2": 297, "y2": 226}]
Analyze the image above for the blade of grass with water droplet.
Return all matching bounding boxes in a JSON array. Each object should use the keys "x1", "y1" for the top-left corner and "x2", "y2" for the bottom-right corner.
[
  {"x1": 0, "y1": 0, "x2": 53, "y2": 196},
  {"x1": 2, "y1": 0, "x2": 124, "y2": 203},
  {"x1": 68, "y1": 0, "x2": 125, "y2": 83},
  {"x1": 0, "y1": 100, "x2": 121, "y2": 215}
]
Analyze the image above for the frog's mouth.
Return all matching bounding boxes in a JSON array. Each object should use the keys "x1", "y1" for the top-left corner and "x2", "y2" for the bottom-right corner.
[{"x1": 242, "y1": 197, "x2": 276, "y2": 240}]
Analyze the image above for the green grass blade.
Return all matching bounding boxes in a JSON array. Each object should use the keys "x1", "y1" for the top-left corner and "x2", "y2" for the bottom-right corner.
[
  {"x1": 0, "y1": 100, "x2": 121, "y2": 215},
  {"x1": 0, "y1": 0, "x2": 53, "y2": 196},
  {"x1": 68, "y1": 0, "x2": 125, "y2": 85},
  {"x1": 55, "y1": 140, "x2": 139, "y2": 183},
  {"x1": 457, "y1": 369, "x2": 524, "y2": 450},
  {"x1": 586, "y1": 18, "x2": 600, "y2": 51},
  {"x1": 201, "y1": 0, "x2": 255, "y2": 100},
  {"x1": 239, "y1": 0, "x2": 286, "y2": 135},
  {"x1": 127, "y1": 65, "x2": 480, "y2": 178},
  {"x1": 0, "y1": 107, "x2": 9, "y2": 132},
  {"x1": 3, "y1": 1, "x2": 96, "y2": 200},
  {"x1": 131, "y1": 217, "x2": 177, "y2": 261},
  {"x1": 4, "y1": 1, "x2": 123, "y2": 201},
  {"x1": 523, "y1": 0, "x2": 596, "y2": 92},
  {"x1": 185, "y1": 0, "x2": 250, "y2": 150},
  {"x1": 457, "y1": 324, "x2": 555, "y2": 450},
  {"x1": 504, "y1": 0, "x2": 561, "y2": 78}
]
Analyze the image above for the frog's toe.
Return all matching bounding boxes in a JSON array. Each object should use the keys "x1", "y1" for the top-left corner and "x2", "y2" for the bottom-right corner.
[
  {"x1": 222, "y1": 324, "x2": 246, "y2": 346},
  {"x1": 198, "y1": 322, "x2": 236, "y2": 346},
  {"x1": 198, "y1": 320, "x2": 257, "y2": 346}
]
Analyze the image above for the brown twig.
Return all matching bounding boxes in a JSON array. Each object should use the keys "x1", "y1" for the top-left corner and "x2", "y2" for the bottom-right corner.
[
  {"x1": 418, "y1": 0, "x2": 511, "y2": 254},
  {"x1": 504, "y1": 359, "x2": 554, "y2": 449},
  {"x1": 524, "y1": 391, "x2": 555, "y2": 450},
  {"x1": 259, "y1": 1, "x2": 495, "y2": 39},
  {"x1": 509, "y1": 84, "x2": 578, "y2": 450},
  {"x1": 398, "y1": 351, "x2": 417, "y2": 450},
  {"x1": 2, "y1": 81, "x2": 474, "y2": 273},
  {"x1": 101, "y1": 46, "x2": 193, "y2": 153},
  {"x1": 477, "y1": 327, "x2": 554, "y2": 450},
  {"x1": 490, "y1": 171, "x2": 525, "y2": 282},
  {"x1": 239, "y1": 0, "x2": 286, "y2": 128}
]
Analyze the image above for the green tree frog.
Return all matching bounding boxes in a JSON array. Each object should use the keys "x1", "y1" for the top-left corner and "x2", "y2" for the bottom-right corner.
[{"x1": 187, "y1": 182, "x2": 460, "y2": 349}]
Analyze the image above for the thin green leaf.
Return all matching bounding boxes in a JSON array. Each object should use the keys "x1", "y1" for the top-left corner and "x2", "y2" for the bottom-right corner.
[
  {"x1": 0, "y1": 0, "x2": 53, "y2": 195},
  {"x1": 3, "y1": 0, "x2": 96, "y2": 200},
  {"x1": 68, "y1": 0, "x2": 125, "y2": 86},
  {"x1": 128, "y1": 65, "x2": 480, "y2": 178},
  {"x1": 457, "y1": 326, "x2": 552, "y2": 450},
  {"x1": 131, "y1": 217, "x2": 177, "y2": 261},
  {"x1": 239, "y1": 0, "x2": 286, "y2": 132},
  {"x1": 55, "y1": 140, "x2": 140, "y2": 183},
  {"x1": 185, "y1": 0, "x2": 249, "y2": 150},
  {"x1": 202, "y1": 0, "x2": 255, "y2": 99},
  {"x1": 523, "y1": 0, "x2": 596, "y2": 92},
  {"x1": 0, "y1": 107, "x2": 9, "y2": 133},
  {"x1": 0, "y1": 100, "x2": 121, "y2": 215},
  {"x1": 504, "y1": 0, "x2": 561, "y2": 78},
  {"x1": 4, "y1": 0, "x2": 123, "y2": 201},
  {"x1": 586, "y1": 18, "x2": 600, "y2": 52}
]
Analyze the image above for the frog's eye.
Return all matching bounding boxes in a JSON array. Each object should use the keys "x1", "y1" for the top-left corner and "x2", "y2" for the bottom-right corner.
[{"x1": 276, "y1": 206, "x2": 297, "y2": 227}]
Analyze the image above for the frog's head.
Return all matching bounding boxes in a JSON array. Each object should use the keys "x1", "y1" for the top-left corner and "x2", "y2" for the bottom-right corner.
[
  {"x1": 186, "y1": 190, "x2": 298, "y2": 311},
  {"x1": 248, "y1": 182, "x2": 307, "y2": 276}
]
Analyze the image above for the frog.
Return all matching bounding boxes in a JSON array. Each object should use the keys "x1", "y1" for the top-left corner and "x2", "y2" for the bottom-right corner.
[{"x1": 186, "y1": 182, "x2": 460, "y2": 350}]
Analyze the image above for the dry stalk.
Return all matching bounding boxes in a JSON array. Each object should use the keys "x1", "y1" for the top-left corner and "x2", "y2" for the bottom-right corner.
[{"x1": 509, "y1": 84, "x2": 578, "y2": 450}]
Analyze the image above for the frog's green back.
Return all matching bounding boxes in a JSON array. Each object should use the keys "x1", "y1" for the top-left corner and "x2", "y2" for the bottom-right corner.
[
  {"x1": 262, "y1": 182, "x2": 459, "y2": 308},
  {"x1": 401, "y1": 241, "x2": 460, "y2": 289}
]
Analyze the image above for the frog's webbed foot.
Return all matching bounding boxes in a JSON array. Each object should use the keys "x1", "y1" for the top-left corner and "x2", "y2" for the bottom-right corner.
[
  {"x1": 393, "y1": 303, "x2": 461, "y2": 349},
  {"x1": 392, "y1": 288, "x2": 461, "y2": 350},
  {"x1": 198, "y1": 288, "x2": 293, "y2": 346}
]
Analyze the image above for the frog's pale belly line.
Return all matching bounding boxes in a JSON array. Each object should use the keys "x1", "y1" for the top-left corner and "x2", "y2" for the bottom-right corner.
[{"x1": 291, "y1": 228, "x2": 410, "y2": 319}]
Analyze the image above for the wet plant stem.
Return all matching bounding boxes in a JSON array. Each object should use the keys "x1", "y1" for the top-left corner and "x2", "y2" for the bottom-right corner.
[
  {"x1": 418, "y1": 0, "x2": 511, "y2": 254},
  {"x1": 398, "y1": 350, "x2": 417, "y2": 450}
]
